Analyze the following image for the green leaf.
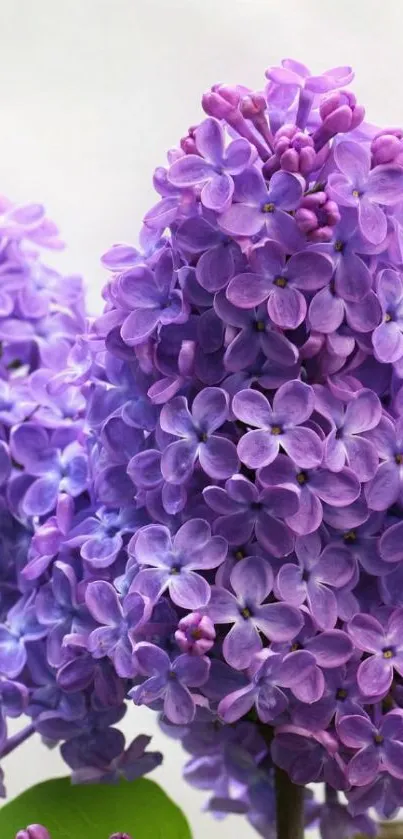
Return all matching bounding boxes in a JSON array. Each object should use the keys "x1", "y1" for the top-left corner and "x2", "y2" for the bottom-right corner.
[{"x1": 0, "y1": 776, "x2": 192, "y2": 839}]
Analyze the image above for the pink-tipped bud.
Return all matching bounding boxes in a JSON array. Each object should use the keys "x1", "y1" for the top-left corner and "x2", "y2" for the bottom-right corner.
[
  {"x1": 240, "y1": 93, "x2": 267, "y2": 119},
  {"x1": 109, "y1": 834, "x2": 133, "y2": 839},
  {"x1": 371, "y1": 130, "x2": 403, "y2": 165},
  {"x1": 175, "y1": 612, "x2": 216, "y2": 655},
  {"x1": 15, "y1": 826, "x2": 52, "y2": 839}
]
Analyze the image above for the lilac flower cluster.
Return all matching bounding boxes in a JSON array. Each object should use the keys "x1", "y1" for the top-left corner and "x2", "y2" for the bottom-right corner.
[
  {"x1": 81, "y1": 59, "x2": 403, "y2": 835},
  {"x1": 15, "y1": 828, "x2": 132, "y2": 839},
  {"x1": 0, "y1": 200, "x2": 162, "y2": 800},
  {"x1": 5, "y1": 57, "x2": 403, "y2": 839}
]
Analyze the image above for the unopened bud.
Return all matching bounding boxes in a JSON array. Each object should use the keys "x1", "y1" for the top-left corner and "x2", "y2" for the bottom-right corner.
[{"x1": 15, "y1": 826, "x2": 51, "y2": 839}]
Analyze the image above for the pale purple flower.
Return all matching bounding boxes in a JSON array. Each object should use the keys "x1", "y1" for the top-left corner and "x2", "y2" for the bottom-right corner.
[
  {"x1": 233, "y1": 381, "x2": 322, "y2": 469},
  {"x1": 338, "y1": 711, "x2": 403, "y2": 786},
  {"x1": 373, "y1": 269, "x2": 403, "y2": 363},
  {"x1": 168, "y1": 117, "x2": 252, "y2": 211},
  {"x1": 314, "y1": 385, "x2": 381, "y2": 481},
  {"x1": 132, "y1": 518, "x2": 227, "y2": 609},
  {"x1": 160, "y1": 387, "x2": 238, "y2": 484},
  {"x1": 226, "y1": 240, "x2": 333, "y2": 329},
  {"x1": 0, "y1": 594, "x2": 46, "y2": 678},
  {"x1": 259, "y1": 453, "x2": 361, "y2": 534},
  {"x1": 328, "y1": 140, "x2": 403, "y2": 244},
  {"x1": 277, "y1": 535, "x2": 356, "y2": 629},
  {"x1": 119, "y1": 251, "x2": 189, "y2": 346},
  {"x1": 348, "y1": 609, "x2": 403, "y2": 695},
  {"x1": 85, "y1": 581, "x2": 151, "y2": 678},
  {"x1": 203, "y1": 475, "x2": 299, "y2": 558},
  {"x1": 365, "y1": 415, "x2": 403, "y2": 510},
  {"x1": 205, "y1": 556, "x2": 303, "y2": 670},
  {"x1": 218, "y1": 167, "x2": 304, "y2": 251},
  {"x1": 130, "y1": 643, "x2": 210, "y2": 724}
]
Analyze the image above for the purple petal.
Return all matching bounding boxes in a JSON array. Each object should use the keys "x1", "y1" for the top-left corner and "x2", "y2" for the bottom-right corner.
[
  {"x1": 274, "y1": 379, "x2": 314, "y2": 424},
  {"x1": 256, "y1": 602, "x2": 303, "y2": 641},
  {"x1": 307, "y1": 582, "x2": 338, "y2": 630},
  {"x1": 192, "y1": 387, "x2": 229, "y2": 432},
  {"x1": 345, "y1": 292, "x2": 381, "y2": 333},
  {"x1": 348, "y1": 613, "x2": 384, "y2": 653},
  {"x1": 161, "y1": 439, "x2": 198, "y2": 484},
  {"x1": 136, "y1": 642, "x2": 170, "y2": 675},
  {"x1": 287, "y1": 251, "x2": 332, "y2": 291},
  {"x1": 202, "y1": 174, "x2": 233, "y2": 212},
  {"x1": 223, "y1": 621, "x2": 261, "y2": 669},
  {"x1": 169, "y1": 154, "x2": 213, "y2": 186},
  {"x1": 237, "y1": 429, "x2": 278, "y2": 469},
  {"x1": 282, "y1": 427, "x2": 323, "y2": 468},
  {"x1": 195, "y1": 117, "x2": 224, "y2": 164},
  {"x1": 309, "y1": 286, "x2": 344, "y2": 333},
  {"x1": 373, "y1": 321, "x2": 403, "y2": 364},
  {"x1": 135, "y1": 525, "x2": 171, "y2": 567},
  {"x1": 365, "y1": 461, "x2": 400, "y2": 511},
  {"x1": 219, "y1": 202, "x2": 263, "y2": 236},
  {"x1": 286, "y1": 485, "x2": 323, "y2": 535},
  {"x1": 335, "y1": 252, "x2": 372, "y2": 302},
  {"x1": 367, "y1": 164, "x2": 403, "y2": 205},
  {"x1": 199, "y1": 436, "x2": 238, "y2": 480},
  {"x1": 383, "y1": 740, "x2": 403, "y2": 780},
  {"x1": 305, "y1": 630, "x2": 353, "y2": 667},
  {"x1": 310, "y1": 467, "x2": 360, "y2": 507},
  {"x1": 121, "y1": 308, "x2": 160, "y2": 345},
  {"x1": 232, "y1": 388, "x2": 272, "y2": 428},
  {"x1": 255, "y1": 511, "x2": 295, "y2": 557},
  {"x1": 334, "y1": 140, "x2": 370, "y2": 183},
  {"x1": 218, "y1": 685, "x2": 255, "y2": 723},
  {"x1": 277, "y1": 563, "x2": 305, "y2": 606},
  {"x1": 338, "y1": 714, "x2": 375, "y2": 747},
  {"x1": 206, "y1": 586, "x2": 239, "y2": 623},
  {"x1": 357, "y1": 656, "x2": 392, "y2": 696},
  {"x1": 22, "y1": 476, "x2": 59, "y2": 517},
  {"x1": 358, "y1": 199, "x2": 387, "y2": 246},
  {"x1": 268, "y1": 285, "x2": 306, "y2": 329},
  {"x1": 231, "y1": 556, "x2": 273, "y2": 604},
  {"x1": 380, "y1": 522, "x2": 403, "y2": 564},
  {"x1": 196, "y1": 244, "x2": 235, "y2": 293},
  {"x1": 267, "y1": 170, "x2": 303, "y2": 210},
  {"x1": 344, "y1": 436, "x2": 379, "y2": 482},
  {"x1": 173, "y1": 653, "x2": 209, "y2": 686},
  {"x1": 224, "y1": 138, "x2": 252, "y2": 172},
  {"x1": 170, "y1": 572, "x2": 211, "y2": 609},
  {"x1": 85, "y1": 581, "x2": 122, "y2": 626},
  {"x1": 348, "y1": 747, "x2": 379, "y2": 786},
  {"x1": 226, "y1": 272, "x2": 271, "y2": 308}
]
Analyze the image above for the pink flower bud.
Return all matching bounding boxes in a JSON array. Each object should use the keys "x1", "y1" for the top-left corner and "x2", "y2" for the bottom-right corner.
[
  {"x1": 175, "y1": 612, "x2": 216, "y2": 655},
  {"x1": 15, "y1": 826, "x2": 51, "y2": 839},
  {"x1": 371, "y1": 130, "x2": 403, "y2": 165}
]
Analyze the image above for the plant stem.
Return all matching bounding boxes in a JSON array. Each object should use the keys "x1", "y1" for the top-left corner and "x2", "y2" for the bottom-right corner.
[
  {"x1": 1, "y1": 722, "x2": 35, "y2": 758},
  {"x1": 275, "y1": 764, "x2": 304, "y2": 839}
]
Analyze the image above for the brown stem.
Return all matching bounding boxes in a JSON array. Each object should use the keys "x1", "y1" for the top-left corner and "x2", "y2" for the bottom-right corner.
[{"x1": 275, "y1": 764, "x2": 304, "y2": 839}]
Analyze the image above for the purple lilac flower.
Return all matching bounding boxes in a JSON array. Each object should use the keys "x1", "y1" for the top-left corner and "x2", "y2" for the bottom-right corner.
[
  {"x1": 277, "y1": 536, "x2": 355, "y2": 629},
  {"x1": 365, "y1": 415, "x2": 403, "y2": 510},
  {"x1": 130, "y1": 643, "x2": 210, "y2": 724},
  {"x1": 204, "y1": 475, "x2": 299, "y2": 557},
  {"x1": 233, "y1": 381, "x2": 322, "y2": 469},
  {"x1": 206, "y1": 556, "x2": 303, "y2": 669},
  {"x1": 218, "y1": 167, "x2": 304, "y2": 251},
  {"x1": 328, "y1": 140, "x2": 403, "y2": 244},
  {"x1": 15, "y1": 827, "x2": 52, "y2": 839},
  {"x1": 259, "y1": 453, "x2": 360, "y2": 534},
  {"x1": 159, "y1": 387, "x2": 238, "y2": 484},
  {"x1": 348, "y1": 609, "x2": 403, "y2": 695},
  {"x1": 338, "y1": 710, "x2": 403, "y2": 787},
  {"x1": 314, "y1": 385, "x2": 381, "y2": 481},
  {"x1": 0, "y1": 594, "x2": 47, "y2": 677},
  {"x1": 85, "y1": 581, "x2": 151, "y2": 677},
  {"x1": 168, "y1": 117, "x2": 252, "y2": 211},
  {"x1": 372, "y1": 268, "x2": 403, "y2": 363},
  {"x1": 132, "y1": 518, "x2": 227, "y2": 608},
  {"x1": 227, "y1": 240, "x2": 332, "y2": 329}
]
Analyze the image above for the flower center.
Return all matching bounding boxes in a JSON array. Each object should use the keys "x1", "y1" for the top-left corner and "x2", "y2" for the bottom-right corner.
[
  {"x1": 383, "y1": 648, "x2": 395, "y2": 659},
  {"x1": 262, "y1": 202, "x2": 275, "y2": 213},
  {"x1": 336, "y1": 688, "x2": 348, "y2": 701},
  {"x1": 395, "y1": 454, "x2": 403, "y2": 465},
  {"x1": 374, "y1": 733, "x2": 384, "y2": 745},
  {"x1": 235, "y1": 549, "x2": 245, "y2": 561},
  {"x1": 199, "y1": 431, "x2": 209, "y2": 443},
  {"x1": 191, "y1": 628, "x2": 202, "y2": 640},
  {"x1": 240, "y1": 607, "x2": 252, "y2": 619},
  {"x1": 170, "y1": 563, "x2": 181, "y2": 575},
  {"x1": 334, "y1": 240, "x2": 344, "y2": 253},
  {"x1": 271, "y1": 425, "x2": 283, "y2": 435},
  {"x1": 254, "y1": 320, "x2": 266, "y2": 332},
  {"x1": 343, "y1": 529, "x2": 357, "y2": 543},
  {"x1": 274, "y1": 276, "x2": 288, "y2": 288},
  {"x1": 352, "y1": 189, "x2": 361, "y2": 198},
  {"x1": 296, "y1": 471, "x2": 307, "y2": 485},
  {"x1": 291, "y1": 642, "x2": 302, "y2": 652},
  {"x1": 385, "y1": 313, "x2": 393, "y2": 323}
]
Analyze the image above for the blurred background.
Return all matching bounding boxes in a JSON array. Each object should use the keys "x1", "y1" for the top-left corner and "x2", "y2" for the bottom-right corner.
[{"x1": 0, "y1": 1, "x2": 403, "y2": 836}]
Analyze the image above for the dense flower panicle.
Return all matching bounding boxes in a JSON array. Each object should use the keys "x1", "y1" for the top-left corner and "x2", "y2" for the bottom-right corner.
[{"x1": 5, "y1": 58, "x2": 403, "y2": 839}]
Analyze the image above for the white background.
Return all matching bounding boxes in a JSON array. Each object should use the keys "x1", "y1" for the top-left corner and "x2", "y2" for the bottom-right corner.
[{"x1": 0, "y1": 1, "x2": 402, "y2": 836}]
